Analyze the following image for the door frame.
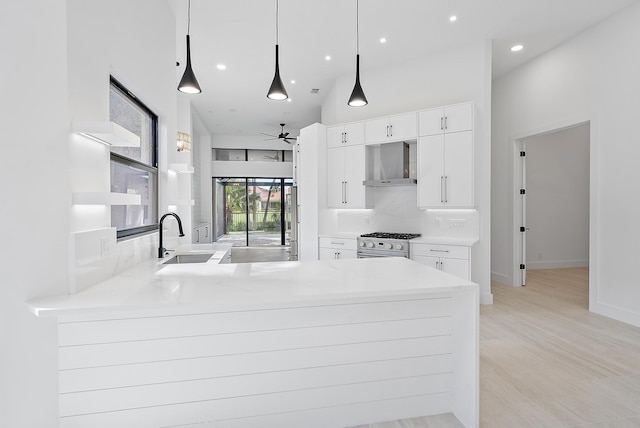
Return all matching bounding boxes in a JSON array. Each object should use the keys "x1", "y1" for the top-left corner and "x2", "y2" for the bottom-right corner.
[{"x1": 511, "y1": 118, "x2": 590, "y2": 287}]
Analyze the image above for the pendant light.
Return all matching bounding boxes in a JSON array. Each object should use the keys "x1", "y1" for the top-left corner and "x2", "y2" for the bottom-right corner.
[
  {"x1": 348, "y1": 0, "x2": 368, "y2": 107},
  {"x1": 178, "y1": 0, "x2": 202, "y2": 94},
  {"x1": 267, "y1": 0, "x2": 288, "y2": 100}
]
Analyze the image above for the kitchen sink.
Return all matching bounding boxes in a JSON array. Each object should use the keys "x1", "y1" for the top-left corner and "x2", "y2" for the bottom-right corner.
[{"x1": 162, "y1": 253, "x2": 214, "y2": 264}]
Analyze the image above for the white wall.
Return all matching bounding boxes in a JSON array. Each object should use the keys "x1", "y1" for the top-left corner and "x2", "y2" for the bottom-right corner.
[
  {"x1": 524, "y1": 124, "x2": 590, "y2": 269},
  {"x1": 0, "y1": 1, "x2": 178, "y2": 425},
  {"x1": 0, "y1": 1, "x2": 69, "y2": 426},
  {"x1": 320, "y1": 41, "x2": 493, "y2": 304},
  {"x1": 492, "y1": 2, "x2": 640, "y2": 326}
]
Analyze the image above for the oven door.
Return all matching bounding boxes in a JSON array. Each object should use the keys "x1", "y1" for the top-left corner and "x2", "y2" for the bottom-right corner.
[{"x1": 357, "y1": 250, "x2": 407, "y2": 259}]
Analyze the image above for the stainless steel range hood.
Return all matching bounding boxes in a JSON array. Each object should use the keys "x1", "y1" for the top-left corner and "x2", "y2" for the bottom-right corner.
[{"x1": 363, "y1": 141, "x2": 417, "y2": 187}]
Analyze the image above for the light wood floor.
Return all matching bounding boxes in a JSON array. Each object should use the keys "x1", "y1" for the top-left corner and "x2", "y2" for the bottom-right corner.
[{"x1": 350, "y1": 268, "x2": 640, "y2": 428}]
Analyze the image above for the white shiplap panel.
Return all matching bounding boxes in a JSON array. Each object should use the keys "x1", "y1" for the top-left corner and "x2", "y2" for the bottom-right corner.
[
  {"x1": 59, "y1": 316, "x2": 452, "y2": 369},
  {"x1": 60, "y1": 375, "x2": 452, "y2": 427},
  {"x1": 60, "y1": 358, "x2": 452, "y2": 416},
  {"x1": 59, "y1": 297, "x2": 453, "y2": 346},
  {"x1": 60, "y1": 340, "x2": 452, "y2": 393}
]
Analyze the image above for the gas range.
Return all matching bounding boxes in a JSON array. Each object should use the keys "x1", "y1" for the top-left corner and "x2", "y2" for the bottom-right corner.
[{"x1": 357, "y1": 232, "x2": 421, "y2": 258}]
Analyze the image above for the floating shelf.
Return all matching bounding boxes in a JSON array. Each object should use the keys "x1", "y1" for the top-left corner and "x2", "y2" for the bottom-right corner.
[
  {"x1": 168, "y1": 163, "x2": 194, "y2": 173},
  {"x1": 72, "y1": 192, "x2": 142, "y2": 205},
  {"x1": 72, "y1": 121, "x2": 141, "y2": 147}
]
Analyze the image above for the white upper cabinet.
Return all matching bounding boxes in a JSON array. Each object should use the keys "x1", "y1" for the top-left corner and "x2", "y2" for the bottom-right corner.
[
  {"x1": 418, "y1": 131, "x2": 474, "y2": 208},
  {"x1": 419, "y1": 102, "x2": 473, "y2": 136},
  {"x1": 365, "y1": 113, "x2": 417, "y2": 144},
  {"x1": 327, "y1": 122, "x2": 365, "y2": 148},
  {"x1": 327, "y1": 144, "x2": 371, "y2": 209}
]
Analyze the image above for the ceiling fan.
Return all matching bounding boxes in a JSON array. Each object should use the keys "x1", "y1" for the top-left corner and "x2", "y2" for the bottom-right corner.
[{"x1": 261, "y1": 123, "x2": 296, "y2": 144}]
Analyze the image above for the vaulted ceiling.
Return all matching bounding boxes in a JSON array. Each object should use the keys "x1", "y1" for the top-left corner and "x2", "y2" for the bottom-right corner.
[{"x1": 168, "y1": 0, "x2": 639, "y2": 139}]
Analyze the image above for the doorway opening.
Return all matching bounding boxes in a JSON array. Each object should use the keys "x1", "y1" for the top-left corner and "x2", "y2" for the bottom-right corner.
[
  {"x1": 514, "y1": 122, "x2": 590, "y2": 288},
  {"x1": 213, "y1": 178, "x2": 293, "y2": 247}
]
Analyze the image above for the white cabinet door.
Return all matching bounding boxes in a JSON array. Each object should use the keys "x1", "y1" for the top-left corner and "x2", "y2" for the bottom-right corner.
[
  {"x1": 417, "y1": 135, "x2": 445, "y2": 207},
  {"x1": 443, "y1": 131, "x2": 473, "y2": 207},
  {"x1": 412, "y1": 255, "x2": 440, "y2": 269},
  {"x1": 327, "y1": 126, "x2": 345, "y2": 149},
  {"x1": 418, "y1": 108, "x2": 445, "y2": 136},
  {"x1": 365, "y1": 117, "x2": 391, "y2": 144},
  {"x1": 419, "y1": 102, "x2": 473, "y2": 136},
  {"x1": 343, "y1": 122, "x2": 365, "y2": 146},
  {"x1": 440, "y1": 257, "x2": 470, "y2": 280},
  {"x1": 343, "y1": 145, "x2": 366, "y2": 208},
  {"x1": 319, "y1": 247, "x2": 339, "y2": 260},
  {"x1": 327, "y1": 147, "x2": 346, "y2": 208},
  {"x1": 388, "y1": 113, "x2": 417, "y2": 141},
  {"x1": 338, "y1": 249, "x2": 357, "y2": 259},
  {"x1": 418, "y1": 132, "x2": 473, "y2": 208},
  {"x1": 443, "y1": 103, "x2": 473, "y2": 134}
]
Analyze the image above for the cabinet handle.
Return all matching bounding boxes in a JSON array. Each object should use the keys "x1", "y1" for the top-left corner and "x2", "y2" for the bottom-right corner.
[
  {"x1": 344, "y1": 181, "x2": 348, "y2": 204},
  {"x1": 440, "y1": 176, "x2": 444, "y2": 203},
  {"x1": 330, "y1": 242, "x2": 345, "y2": 245},
  {"x1": 343, "y1": 182, "x2": 346, "y2": 204},
  {"x1": 386, "y1": 125, "x2": 389, "y2": 138},
  {"x1": 205, "y1": 226, "x2": 208, "y2": 238},
  {"x1": 344, "y1": 132, "x2": 347, "y2": 143},
  {"x1": 436, "y1": 260, "x2": 440, "y2": 269},
  {"x1": 444, "y1": 176, "x2": 448, "y2": 203},
  {"x1": 444, "y1": 116, "x2": 448, "y2": 130},
  {"x1": 440, "y1": 260, "x2": 444, "y2": 270},
  {"x1": 430, "y1": 249, "x2": 450, "y2": 253},
  {"x1": 441, "y1": 117, "x2": 444, "y2": 130},
  {"x1": 196, "y1": 229, "x2": 200, "y2": 242},
  {"x1": 390, "y1": 124, "x2": 393, "y2": 137}
]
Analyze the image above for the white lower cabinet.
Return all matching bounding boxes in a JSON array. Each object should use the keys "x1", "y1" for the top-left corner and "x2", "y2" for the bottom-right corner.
[
  {"x1": 318, "y1": 236, "x2": 357, "y2": 260},
  {"x1": 411, "y1": 243, "x2": 470, "y2": 280}
]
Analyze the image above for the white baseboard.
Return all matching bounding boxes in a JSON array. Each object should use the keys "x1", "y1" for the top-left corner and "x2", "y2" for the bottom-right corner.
[
  {"x1": 480, "y1": 292, "x2": 493, "y2": 305},
  {"x1": 590, "y1": 301, "x2": 640, "y2": 329},
  {"x1": 527, "y1": 260, "x2": 589, "y2": 270},
  {"x1": 491, "y1": 271, "x2": 511, "y2": 285}
]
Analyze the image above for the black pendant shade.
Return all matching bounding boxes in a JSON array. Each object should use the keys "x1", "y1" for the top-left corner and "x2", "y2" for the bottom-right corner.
[
  {"x1": 348, "y1": 0, "x2": 367, "y2": 107},
  {"x1": 178, "y1": 35, "x2": 201, "y2": 94},
  {"x1": 267, "y1": 44, "x2": 288, "y2": 100},
  {"x1": 348, "y1": 54, "x2": 368, "y2": 107}
]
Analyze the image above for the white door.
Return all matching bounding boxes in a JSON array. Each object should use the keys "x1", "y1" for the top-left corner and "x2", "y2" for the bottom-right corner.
[
  {"x1": 343, "y1": 122, "x2": 365, "y2": 146},
  {"x1": 365, "y1": 117, "x2": 391, "y2": 144},
  {"x1": 418, "y1": 107, "x2": 445, "y2": 136},
  {"x1": 443, "y1": 103, "x2": 473, "y2": 133},
  {"x1": 327, "y1": 147, "x2": 345, "y2": 208},
  {"x1": 440, "y1": 258, "x2": 470, "y2": 280},
  {"x1": 443, "y1": 131, "x2": 473, "y2": 207},
  {"x1": 326, "y1": 126, "x2": 345, "y2": 149},
  {"x1": 417, "y1": 135, "x2": 445, "y2": 207},
  {"x1": 388, "y1": 113, "x2": 417, "y2": 141},
  {"x1": 343, "y1": 145, "x2": 366, "y2": 207}
]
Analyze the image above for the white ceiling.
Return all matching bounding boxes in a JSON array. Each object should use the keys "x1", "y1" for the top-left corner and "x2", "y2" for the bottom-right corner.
[{"x1": 168, "y1": 0, "x2": 638, "y2": 140}]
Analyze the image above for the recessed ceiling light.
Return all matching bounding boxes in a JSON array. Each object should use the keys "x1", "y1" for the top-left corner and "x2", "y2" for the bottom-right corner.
[
  {"x1": 379, "y1": 37, "x2": 387, "y2": 43},
  {"x1": 449, "y1": 15, "x2": 457, "y2": 22},
  {"x1": 216, "y1": 64, "x2": 226, "y2": 70},
  {"x1": 291, "y1": 80, "x2": 296, "y2": 84},
  {"x1": 325, "y1": 55, "x2": 331, "y2": 61},
  {"x1": 511, "y1": 44, "x2": 524, "y2": 52}
]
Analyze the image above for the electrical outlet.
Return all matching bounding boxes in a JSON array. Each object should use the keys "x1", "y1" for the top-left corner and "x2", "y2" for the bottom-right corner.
[{"x1": 449, "y1": 219, "x2": 467, "y2": 228}]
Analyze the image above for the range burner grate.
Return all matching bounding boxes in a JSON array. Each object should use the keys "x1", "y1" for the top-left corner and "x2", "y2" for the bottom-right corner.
[{"x1": 360, "y1": 232, "x2": 422, "y2": 240}]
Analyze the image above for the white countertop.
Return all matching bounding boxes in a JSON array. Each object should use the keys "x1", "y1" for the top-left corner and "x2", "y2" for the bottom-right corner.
[{"x1": 28, "y1": 257, "x2": 475, "y2": 317}]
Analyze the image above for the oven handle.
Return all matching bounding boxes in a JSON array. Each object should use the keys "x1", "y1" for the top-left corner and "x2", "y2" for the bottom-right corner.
[{"x1": 357, "y1": 252, "x2": 408, "y2": 259}]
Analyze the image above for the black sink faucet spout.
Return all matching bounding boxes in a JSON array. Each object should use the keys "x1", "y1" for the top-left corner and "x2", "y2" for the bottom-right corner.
[{"x1": 158, "y1": 212, "x2": 185, "y2": 258}]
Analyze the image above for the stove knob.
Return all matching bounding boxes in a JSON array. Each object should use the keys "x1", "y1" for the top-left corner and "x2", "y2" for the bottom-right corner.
[
  {"x1": 366, "y1": 242, "x2": 374, "y2": 248},
  {"x1": 394, "y1": 244, "x2": 403, "y2": 250},
  {"x1": 385, "y1": 243, "x2": 393, "y2": 249},
  {"x1": 359, "y1": 241, "x2": 365, "y2": 247}
]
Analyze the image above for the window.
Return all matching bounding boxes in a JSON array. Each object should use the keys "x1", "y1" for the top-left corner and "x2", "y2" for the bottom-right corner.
[
  {"x1": 213, "y1": 149, "x2": 293, "y2": 162},
  {"x1": 109, "y1": 76, "x2": 158, "y2": 238}
]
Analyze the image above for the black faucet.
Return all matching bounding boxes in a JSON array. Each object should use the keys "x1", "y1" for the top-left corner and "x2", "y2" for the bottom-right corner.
[{"x1": 158, "y1": 212, "x2": 185, "y2": 258}]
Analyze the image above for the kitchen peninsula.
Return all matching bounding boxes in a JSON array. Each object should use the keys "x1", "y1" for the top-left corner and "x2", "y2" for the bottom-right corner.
[{"x1": 29, "y1": 257, "x2": 478, "y2": 428}]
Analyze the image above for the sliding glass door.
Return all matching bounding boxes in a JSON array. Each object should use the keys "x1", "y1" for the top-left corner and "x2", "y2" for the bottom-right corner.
[{"x1": 215, "y1": 178, "x2": 292, "y2": 247}]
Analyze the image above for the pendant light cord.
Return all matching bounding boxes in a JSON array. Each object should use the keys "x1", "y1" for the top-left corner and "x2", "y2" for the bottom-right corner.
[
  {"x1": 275, "y1": 0, "x2": 279, "y2": 44},
  {"x1": 356, "y1": 0, "x2": 359, "y2": 54},
  {"x1": 187, "y1": 0, "x2": 192, "y2": 35}
]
